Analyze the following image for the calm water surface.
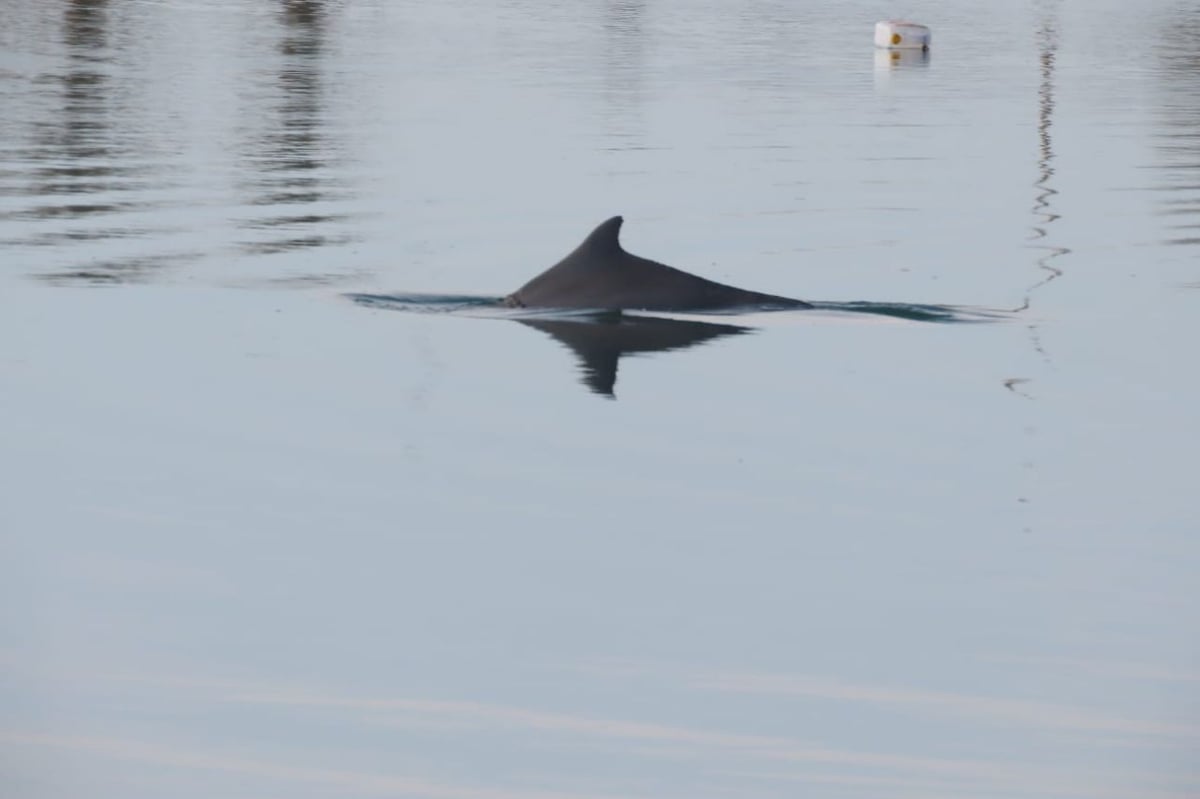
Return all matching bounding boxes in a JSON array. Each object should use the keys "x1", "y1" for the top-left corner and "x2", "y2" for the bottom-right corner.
[{"x1": 3, "y1": 1, "x2": 1199, "y2": 797}]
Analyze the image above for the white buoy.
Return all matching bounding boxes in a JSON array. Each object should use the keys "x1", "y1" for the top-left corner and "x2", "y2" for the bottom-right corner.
[{"x1": 874, "y1": 20, "x2": 931, "y2": 50}]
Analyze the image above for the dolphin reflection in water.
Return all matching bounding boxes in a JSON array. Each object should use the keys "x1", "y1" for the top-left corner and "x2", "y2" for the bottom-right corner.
[
  {"x1": 348, "y1": 216, "x2": 1000, "y2": 397},
  {"x1": 517, "y1": 313, "x2": 750, "y2": 397}
]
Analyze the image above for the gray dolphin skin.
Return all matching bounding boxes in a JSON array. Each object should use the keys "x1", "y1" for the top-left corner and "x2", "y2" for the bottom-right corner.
[{"x1": 504, "y1": 216, "x2": 812, "y2": 311}]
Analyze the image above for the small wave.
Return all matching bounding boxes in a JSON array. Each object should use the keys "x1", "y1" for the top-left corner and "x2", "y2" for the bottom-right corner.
[
  {"x1": 345, "y1": 292, "x2": 503, "y2": 314},
  {"x1": 346, "y1": 293, "x2": 1009, "y2": 324},
  {"x1": 807, "y1": 301, "x2": 1011, "y2": 324}
]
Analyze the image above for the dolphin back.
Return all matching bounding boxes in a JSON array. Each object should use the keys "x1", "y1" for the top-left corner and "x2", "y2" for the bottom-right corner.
[{"x1": 504, "y1": 216, "x2": 810, "y2": 311}]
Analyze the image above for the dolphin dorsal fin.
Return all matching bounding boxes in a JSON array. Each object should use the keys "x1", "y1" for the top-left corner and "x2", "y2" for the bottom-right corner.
[
  {"x1": 505, "y1": 216, "x2": 811, "y2": 311},
  {"x1": 577, "y1": 215, "x2": 625, "y2": 259}
]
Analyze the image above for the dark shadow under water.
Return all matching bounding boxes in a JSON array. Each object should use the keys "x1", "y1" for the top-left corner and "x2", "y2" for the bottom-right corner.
[
  {"x1": 346, "y1": 293, "x2": 1007, "y2": 398},
  {"x1": 519, "y1": 313, "x2": 750, "y2": 397}
]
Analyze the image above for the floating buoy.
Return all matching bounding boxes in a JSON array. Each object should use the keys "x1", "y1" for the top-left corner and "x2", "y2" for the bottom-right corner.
[{"x1": 874, "y1": 20, "x2": 931, "y2": 51}]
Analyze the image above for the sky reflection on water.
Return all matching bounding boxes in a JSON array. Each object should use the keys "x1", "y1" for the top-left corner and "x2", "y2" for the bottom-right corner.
[{"x1": 2, "y1": 1, "x2": 1198, "y2": 798}]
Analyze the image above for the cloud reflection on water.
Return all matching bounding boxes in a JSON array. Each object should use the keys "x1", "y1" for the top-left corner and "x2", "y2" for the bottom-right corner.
[
  {"x1": 5, "y1": 658, "x2": 1193, "y2": 799},
  {"x1": 0, "y1": 731, "x2": 631, "y2": 799}
]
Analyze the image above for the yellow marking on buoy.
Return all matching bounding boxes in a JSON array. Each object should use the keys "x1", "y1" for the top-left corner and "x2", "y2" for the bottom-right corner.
[{"x1": 891, "y1": 33, "x2": 902, "y2": 45}]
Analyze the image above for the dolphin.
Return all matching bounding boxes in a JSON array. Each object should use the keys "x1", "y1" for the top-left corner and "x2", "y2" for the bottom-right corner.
[{"x1": 504, "y1": 216, "x2": 811, "y2": 311}]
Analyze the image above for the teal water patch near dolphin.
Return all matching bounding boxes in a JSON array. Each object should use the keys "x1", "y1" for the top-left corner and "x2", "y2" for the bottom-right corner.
[
  {"x1": 344, "y1": 292, "x2": 504, "y2": 315},
  {"x1": 804, "y1": 301, "x2": 1007, "y2": 324}
]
